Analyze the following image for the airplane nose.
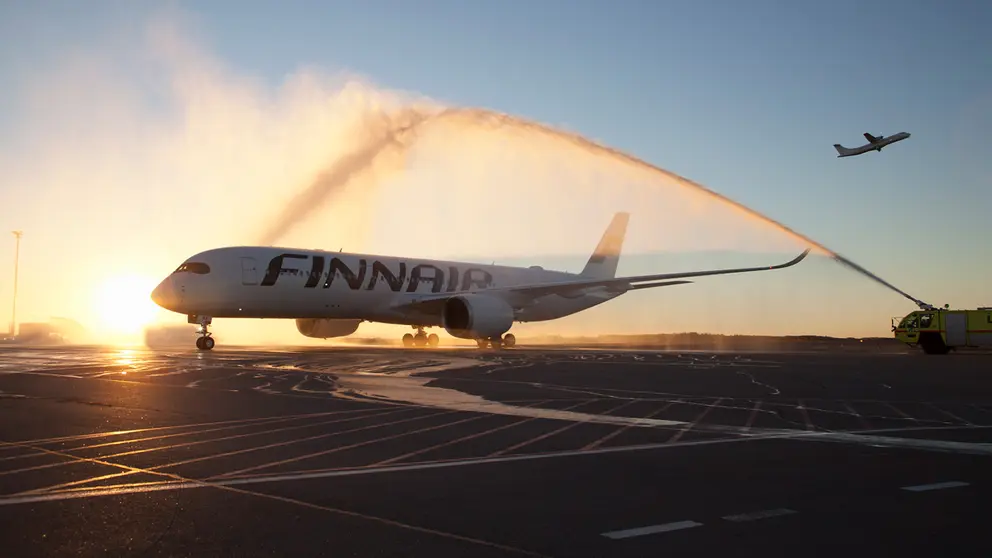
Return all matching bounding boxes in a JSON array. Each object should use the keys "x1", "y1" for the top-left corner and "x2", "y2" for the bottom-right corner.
[{"x1": 150, "y1": 277, "x2": 175, "y2": 309}]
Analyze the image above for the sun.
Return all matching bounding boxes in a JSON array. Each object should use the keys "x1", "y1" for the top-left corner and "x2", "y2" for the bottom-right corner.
[{"x1": 93, "y1": 275, "x2": 163, "y2": 337}]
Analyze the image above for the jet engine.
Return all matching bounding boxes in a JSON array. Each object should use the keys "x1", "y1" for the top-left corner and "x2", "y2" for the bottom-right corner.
[
  {"x1": 295, "y1": 318, "x2": 361, "y2": 339},
  {"x1": 442, "y1": 294, "x2": 514, "y2": 339}
]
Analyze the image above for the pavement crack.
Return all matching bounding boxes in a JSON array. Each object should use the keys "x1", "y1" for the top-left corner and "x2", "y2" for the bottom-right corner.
[{"x1": 735, "y1": 370, "x2": 781, "y2": 395}]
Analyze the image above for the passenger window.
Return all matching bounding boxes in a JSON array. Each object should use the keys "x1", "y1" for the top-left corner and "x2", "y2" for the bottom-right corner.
[
  {"x1": 919, "y1": 313, "x2": 933, "y2": 328},
  {"x1": 900, "y1": 315, "x2": 919, "y2": 329}
]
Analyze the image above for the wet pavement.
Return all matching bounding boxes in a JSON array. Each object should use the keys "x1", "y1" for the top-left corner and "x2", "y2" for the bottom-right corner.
[{"x1": 0, "y1": 345, "x2": 989, "y2": 557}]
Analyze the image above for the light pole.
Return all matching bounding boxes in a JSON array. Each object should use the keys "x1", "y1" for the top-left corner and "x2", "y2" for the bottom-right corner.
[{"x1": 10, "y1": 231, "x2": 22, "y2": 337}]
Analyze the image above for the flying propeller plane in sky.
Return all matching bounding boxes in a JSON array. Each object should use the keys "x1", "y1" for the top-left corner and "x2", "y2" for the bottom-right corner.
[{"x1": 833, "y1": 132, "x2": 911, "y2": 157}]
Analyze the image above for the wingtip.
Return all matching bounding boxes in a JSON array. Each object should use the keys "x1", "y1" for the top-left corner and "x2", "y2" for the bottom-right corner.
[{"x1": 774, "y1": 247, "x2": 812, "y2": 269}]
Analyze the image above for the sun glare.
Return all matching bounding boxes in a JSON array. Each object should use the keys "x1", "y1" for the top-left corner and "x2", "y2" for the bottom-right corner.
[{"x1": 93, "y1": 275, "x2": 162, "y2": 337}]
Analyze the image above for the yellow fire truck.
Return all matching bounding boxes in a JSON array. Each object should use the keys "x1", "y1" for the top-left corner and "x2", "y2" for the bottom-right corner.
[{"x1": 892, "y1": 307, "x2": 992, "y2": 354}]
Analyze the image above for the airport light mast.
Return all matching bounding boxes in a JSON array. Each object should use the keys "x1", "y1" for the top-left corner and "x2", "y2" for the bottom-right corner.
[{"x1": 10, "y1": 230, "x2": 22, "y2": 337}]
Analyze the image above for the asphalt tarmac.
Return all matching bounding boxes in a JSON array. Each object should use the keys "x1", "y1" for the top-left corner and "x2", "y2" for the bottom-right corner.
[{"x1": 0, "y1": 344, "x2": 989, "y2": 557}]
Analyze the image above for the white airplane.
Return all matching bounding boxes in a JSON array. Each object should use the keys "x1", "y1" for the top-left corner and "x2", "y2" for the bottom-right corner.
[
  {"x1": 833, "y1": 132, "x2": 911, "y2": 157},
  {"x1": 150, "y1": 212, "x2": 811, "y2": 350}
]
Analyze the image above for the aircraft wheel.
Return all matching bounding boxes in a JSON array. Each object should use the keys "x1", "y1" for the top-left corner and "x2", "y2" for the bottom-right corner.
[
  {"x1": 490, "y1": 337, "x2": 503, "y2": 350},
  {"x1": 402, "y1": 333, "x2": 414, "y2": 347},
  {"x1": 195, "y1": 337, "x2": 204, "y2": 350},
  {"x1": 502, "y1": 333, "x2": 515, "y2": 348},
  {"x1": 427, "y1": 333, "x2": 439, "y2": 347},
  {"x1": 476, "y1": 339, "x2": 488, "y2": 349},
  {"x1": 202, "y1": 337, "x2": 215, "y2": 350},
  {"x1": 414, "y1": 332, "x2": 428, "y2": 347}
]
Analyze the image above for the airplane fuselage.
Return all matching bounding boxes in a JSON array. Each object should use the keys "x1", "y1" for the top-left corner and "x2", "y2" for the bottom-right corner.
[
  {"x1": 150, "y1": 211, "x2": 809, "y2": 350},
  {"x1": 151, "y1": 246, "x2": 622, "y2": 327},
  {"x1": 834, "y1": 132, "x2": 911, "y2": 157}
]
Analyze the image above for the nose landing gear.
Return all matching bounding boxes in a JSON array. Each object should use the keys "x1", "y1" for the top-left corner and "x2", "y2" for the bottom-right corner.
[
  {"x1": 195, "y1": 335, "x2": 215, "y2": 351},
  {"x1": 189, "y1": 315, "x2": 215, "y2": 351}
]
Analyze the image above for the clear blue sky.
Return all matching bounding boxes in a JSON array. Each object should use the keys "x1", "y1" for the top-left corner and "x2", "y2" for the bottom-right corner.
[{"x1": 0, "y1": 0, "x2": 989, "y2": 338}]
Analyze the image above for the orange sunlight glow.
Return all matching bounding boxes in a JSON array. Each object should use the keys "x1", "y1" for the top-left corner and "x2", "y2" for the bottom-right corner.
[{"x1": 92, "y1": 275, "x2": 162, "y2": 338}]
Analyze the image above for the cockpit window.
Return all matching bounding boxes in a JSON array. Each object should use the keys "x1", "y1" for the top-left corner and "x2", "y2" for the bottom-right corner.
[
  {"x1": 899, "y1": 314, "x2": 919, "y2": 329},
  {"x1": 174, "y1": 262, "x2": 211, "y2": 274}
]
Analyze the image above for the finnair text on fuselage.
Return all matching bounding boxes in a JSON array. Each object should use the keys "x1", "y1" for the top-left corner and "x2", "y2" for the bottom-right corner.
[{"x1": 261, "y1": 252, "x2": 495, "y2": 293}]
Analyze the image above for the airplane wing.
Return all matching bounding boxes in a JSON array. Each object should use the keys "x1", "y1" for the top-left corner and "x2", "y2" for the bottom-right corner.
[
  {"x1": 864, "y1": 133, "x2": 879, "y2": 143},
  {"x1": 391, "y1": 249, "x2": 811, "y2": 313}
]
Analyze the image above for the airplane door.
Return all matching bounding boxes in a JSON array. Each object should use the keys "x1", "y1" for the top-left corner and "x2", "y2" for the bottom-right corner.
[{"x1": 241, "y1": 257, "x2": 258, "y2": 285}]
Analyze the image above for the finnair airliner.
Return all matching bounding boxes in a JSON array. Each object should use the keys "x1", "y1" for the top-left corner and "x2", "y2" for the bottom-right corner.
[{"x1": 150, "y1": 212, "x2": 810, "y2": 350}]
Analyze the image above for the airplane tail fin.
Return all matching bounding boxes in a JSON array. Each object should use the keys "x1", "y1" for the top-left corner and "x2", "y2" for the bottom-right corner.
[
  {"x1": 580, "y1": 212, "x2": 629, "y2": 280},
  {"x1": 833, "y1": 144, "x2": 855, "y2": 157}
]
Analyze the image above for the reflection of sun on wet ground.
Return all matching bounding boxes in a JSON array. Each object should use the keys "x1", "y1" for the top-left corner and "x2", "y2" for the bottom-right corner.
[
  {"x1": 115, "y1": 349, "x2": 135, "y2": 365},
  {"x1": 114, "y1": 349, "x2": 138, "y2": 373}
]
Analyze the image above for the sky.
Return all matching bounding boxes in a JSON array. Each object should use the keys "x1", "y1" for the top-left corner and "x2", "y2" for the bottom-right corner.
[{"x1": 0, "y1": 0, "x2": 989, "y2": 344}]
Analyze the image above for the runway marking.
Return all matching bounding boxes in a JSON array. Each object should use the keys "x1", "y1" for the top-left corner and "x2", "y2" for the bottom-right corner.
[
  {"x1": 14, "y1": 408, "x2": 453, "y2": 495},
  {"x1": 722, "y1": 508, "x2": 797, "y2": 522},
  {"x1": 372, "y1": 399, "x2": 595, "y2": 466},
  {"x1": 4, "y1": 424, "x2": 991, "y2": 508},
  {"x1": 0, "y1": 407, "x2": 392, "y2": 448},
  {"x1": 797, "y1": 400, "x2": 814, "y2": 430},
  {"x1": 0, "y1": 354, "x2": 482, "y2": 405},
  {"x1": 0, "y1": 406, "x2": 396, "y2": 464},
  {"x1": 844, "y1": 402, "x2": 871, "y2": 429},
  {"x1": 1, "y1": 407, "x2": 414, "y2": 479},
  {"x1": 582, "y1": 399, "x2": 680, "y2": 451},
  {"x1": 901, "y1": 481, "x2": 970, "y2": 492},
  {"x1": 420, "y1": 376, "x2": 685, "y2": 402},
  {"x1": 0, "y1": 438, "x2": 551, "y2": 557},
  {"x1": 601, "y1": 520, "x2": 703, "y2": 539},
  {"x1": 210, "y1": 409, "x2": 496, "y2": 479},
  {"x1": 926, "y1": 403, "x2": 973, "y2": 426},
  {"x1": 487, "y1": 399, "x2": 638, "y2": 457},
  {"x1": 668, "y1": 398, "x2": 723, "y2": 443},
  {"x1": 743, "y1": 401, "x2": 762, "y2": 431},
  {"x1": 800, "y1": 431, "x2": 992, "y2": 456},
  {"x1": 883, "y1": 402, "x2": 919, "y2": 423},
  {"x1": 969, "y1": 404, "x2": 992, "y2": 417}
]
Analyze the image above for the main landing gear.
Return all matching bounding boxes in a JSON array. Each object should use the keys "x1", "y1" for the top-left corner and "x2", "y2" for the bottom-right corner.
[
  {"x1": 190, "y1": 315, "x2": 215, "y2": 351},
  {"x1": 399, "y1": 328, "x2": 517, "y2": 349},
  {"x1": 476, "y1": 333, "x2": 515, "y2": 349},
  {"x1": 402, "y1": 327, "x2": 439, "y2": 348}
]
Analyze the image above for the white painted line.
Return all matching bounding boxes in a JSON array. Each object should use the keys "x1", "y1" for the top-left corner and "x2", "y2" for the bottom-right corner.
[
  {"x1": 925, "y1": 403, "x2": 973, "y2": 426},
  {"x1": 0, "y1": 432, "x2": 813, "y2": 507},
  {"x1": 743, "y1": 401, "x2": 762, "y2": 431},
  {"x1": 796, "y1": 400, "x2": 814, "y2": 430},
  {"x1": 668, "y1": 398, "x2": 723, "y2": 443},
  {"x1": 883, "y1": 402, "x2": 919, "y2": 423},
  {"x1": 722, "y1": 508, "x2": 797, "y2": 522},
  {"x1": 582, "y1": 400, "x2": 678, "y2": 451},
  {"x1": 601, "y1": 520, "x2": 703, "y2": 539},
  {"x1": 843, "y1": 402, "x2": 870, "y2": 429},
  {"x1": 799, "y1": 432, "x2": 992, "y2": 456},
  {"x1": 901, "y1": 481, "x2": 970, "y2": 492}
]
